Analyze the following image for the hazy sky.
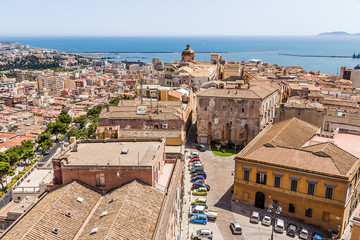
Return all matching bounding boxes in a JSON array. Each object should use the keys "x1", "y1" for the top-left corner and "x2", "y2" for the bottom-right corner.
[{"x1": 0, "y1": 0, "x2": 360, "y2": 36}]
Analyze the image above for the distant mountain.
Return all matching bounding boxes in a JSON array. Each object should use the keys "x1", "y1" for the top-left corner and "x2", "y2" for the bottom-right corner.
[{"x1": 318, "y1": 31, "x2": 360, "y2": 36}]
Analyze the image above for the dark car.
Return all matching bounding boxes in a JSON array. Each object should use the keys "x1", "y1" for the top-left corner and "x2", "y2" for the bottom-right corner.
[
  {"x1": 191, "y1": 175, "x2": 205, "y2": 182},
  {"x1": 196, "y1": 145, "x2": 206, "y2": 152},
  {"x1": 192, "y1": 182, "x2": 210, "y2": 191},
  {"x1": 194, "y1": 179, "x2": 205, "y2": 184},
  {"x1": 287, "y1": 224, "x2": 297, "y2": 237},
  {"x1": 190, "y1": 168, "x2": 205, "y2": 174},
  {"x1": 191, "y1": 171, "x2": 207, "y2": 179}
]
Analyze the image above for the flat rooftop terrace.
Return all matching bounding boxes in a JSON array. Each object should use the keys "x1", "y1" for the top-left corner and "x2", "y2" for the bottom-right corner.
[{"x1": 65, "y1": 141, "x2": 163, "y2": 167}]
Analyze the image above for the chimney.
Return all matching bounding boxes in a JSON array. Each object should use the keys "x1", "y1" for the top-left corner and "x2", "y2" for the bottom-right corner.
[
  {"x1": 106, "y1": 105, "x2": 110, "y2": 112},
  {"x1": 52, "y1": 159, "x2": 63, "y2": 185}
]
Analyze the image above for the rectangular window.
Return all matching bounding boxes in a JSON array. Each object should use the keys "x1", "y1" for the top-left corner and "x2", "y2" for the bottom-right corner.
[
  {"x1": 289, "y1": 203, "x2": 295, "y2": 213},
  {"x1": 230, "y1": 107, "x2": 233, "y2": 112},
  {"x1": 242, "y1": 108, "x2": 245, "y2": 113},
  {"x1": 322, "y1": 212, "x2": 330, "y2": 222},
  {"x1": 204, "y1": 106, "x2": 207, "y2": 111},
  {"x1": 256, "y1": 173, "x2": 267, "y2": 185},
  {"x1": 307, "y1": 183, "x2": 316, "y2": 195},
  {"x1": 96, "y1": 173, "x2": 105, "y2": 187},
  {"x1": 290, "y1": 180, "x2": 298, "y2": 192},
  {"x1": 325, "y1": 187, "x2": 334, "y2": 199},
  {"x1": 274, "y1": 176, "x2": 281, "y2": 188},
  {"x1": 243, "y1": 170, "x2": 250, "y2": 182},
  {"x1": 223, "y1": 106, "x2": 226, "y2": 111},
  {"x1": 229, "y1": 121, "x2": 232, "y2": 127},
  {"x1": 305, "y1": 208, "x2": 312, "y2": 218}
]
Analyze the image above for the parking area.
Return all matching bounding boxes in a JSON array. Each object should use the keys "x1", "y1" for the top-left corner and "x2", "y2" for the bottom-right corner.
[{"x1": 181, "y1": 144, "x2": 331, "y2": 240}]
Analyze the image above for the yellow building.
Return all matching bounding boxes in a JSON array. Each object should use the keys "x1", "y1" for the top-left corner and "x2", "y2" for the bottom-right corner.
[{"x1": 233, "y1": 118, "x2": 360, "y2": 236}]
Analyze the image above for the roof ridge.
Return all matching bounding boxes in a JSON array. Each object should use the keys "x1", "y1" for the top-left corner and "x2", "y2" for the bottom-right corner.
[
  {"x1": 73, "y1": 195, "x2": 104, "y2": 239},
  {"x1": 269, "y1": 118, "x2": 294, "y2": 145},
  {"x1": 102, "y1": 181, "x2": 136, "y2": 240}
]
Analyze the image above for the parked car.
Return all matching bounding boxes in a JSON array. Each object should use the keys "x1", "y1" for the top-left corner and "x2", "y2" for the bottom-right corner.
[
  {"x1": 191, "y1": 229, "x2": 213, "y2": 240},
  {"x1": 190, "y1": 152, "x2": 200, "y2": 158},
  {"x1": 190, "y1": 214, "x2": 208, "y2": 224},
  {"x1": 250, "y1": 211, "x2": 260, "y2": 223},
  {"x1": 189, "y1": 164, "x2": 204, "y2": 172},
  {"x1": 287, "y1": 224, "x2": 297, "y2": 237},
  {"x1": 191, "y1": 198, "x2": 207, "y2": 206},
  {"x1": 191, "y1": 169, "x2": 206, "y2": 175},
  {"x1": 190, "y1": 205, "x2": 218, "y2": 221},
  {"x1": 189, "y1": 163, "x2": 204, "y2": 171},
  {"x1": 193, "y1": 179, "x2": 205, "y2": 184},
  {"x1": 190, "y1": 170, "x2": 206, "y2": 178},
  {"x1": 193, "y1": 187, "x2": 208, "y2": 196},
  {"x1": 312, "y1": 233, "x2": 322, "y2": 240},
  {"x1": 230, "y1": 222, "x2": 242, "y2": 234},
  {"x1": 196, "y1": 145, "x2": 206, "y2": 152},
  {"x1": 274, "y1": 218, "x2": 285, "y2": 233},
  {"x1": 299, "y1": 228, "x2": 309, "y2": 239},
  {"x1": 189, "y1": 157, "x2": 201, "y2": 163},
  {"x1": 191, "y1": 175, "x2": 206, "y2": 182},
  {"x1": 192, "y1": 182, "x2": 210, "y2": 191},
  {"x1": 261, "y1": 215, "x2": 272, "y2": 226}
]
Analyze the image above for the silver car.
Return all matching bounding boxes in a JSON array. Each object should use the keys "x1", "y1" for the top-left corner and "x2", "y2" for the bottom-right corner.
[
  {"x1": 262, "y1": 215, "x2": 272, "y2": 226},
  {"x1": 191, "y1": 229, "x2": 213, "y2": 240},
  {"x1": 230, "y1": 222, "x2": 242, "y2": 234}
]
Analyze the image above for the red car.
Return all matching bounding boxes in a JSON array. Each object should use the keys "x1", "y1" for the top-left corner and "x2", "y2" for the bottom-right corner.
[{"x1": 189, "y1": 158, "x2": 200, "y2": 163}]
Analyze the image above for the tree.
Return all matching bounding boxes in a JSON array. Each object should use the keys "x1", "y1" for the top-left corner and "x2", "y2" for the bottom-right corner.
[
  {"x1": 0, "y1": 152, "x2": 10, "y2": 163},
  {"x1": 58, "y1": 110, "x2": 71, "y2": 124},
  {"x1": 109, "y1": 97, "x2": 120, "y2": 106},
  {"x1": 21, "y1": 140, "x2": 34, "y2": 149},
  {"x1": 0, "y1": 162, "x2": 10, "y2": 188},
  {"x1": 39, "y1": 139, "x2": 54, "y2": 151},
  {"x1": 37, "y1": 132, "x2": 52, "y2": 145},
  {"x1": 5, "y1": 149, "x2": 20, "y2": 165},
  {"x1": 73, "y1": 115, "x2": 88, "y2": 129},
  {"x1": 87, "y1": 105, "x2": 103, "y2": 118},
  {"x1": 20, "y1": 149, "x2": 35, "y2": 161}
]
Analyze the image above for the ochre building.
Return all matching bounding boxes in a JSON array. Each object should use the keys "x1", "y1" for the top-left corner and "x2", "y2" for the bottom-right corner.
[{"x1": 233, "y1": 118, "x2": 360, "y2": 235}]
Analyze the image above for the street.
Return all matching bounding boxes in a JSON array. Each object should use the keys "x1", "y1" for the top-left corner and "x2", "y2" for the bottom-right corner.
[
  {"x1": 181, "y1": 123, "x2": 329, "y2": 240},
  {"x1": 0, "y1": 135, "x2": 68, "y2": 209}
]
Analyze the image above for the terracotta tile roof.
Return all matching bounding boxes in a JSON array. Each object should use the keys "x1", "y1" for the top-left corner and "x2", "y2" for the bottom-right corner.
[
  {"x1": 245, "y1": 145, "x2": 342, "y2": 176},
  {"x1": 197, "y1": 84, "x2": 277, "y2": 99},
  {"x1": 168, "y1": 90, "x2": 182, "y2": 99},
  {"x1": 2, "y1": 181, "x2": 164, "y2": 240},
  {"x1": 78, "y1": 181, "x2": 164, "y2": 239},
  {"x1": 302, "y1": 142, "x2": 359, "y2": 175},
  {"x1": 242, "y1": 118, "x2": 319, "y2": 156},
  {"x1": 2, "y1": 181, "x2": 101, "y2": 240}
]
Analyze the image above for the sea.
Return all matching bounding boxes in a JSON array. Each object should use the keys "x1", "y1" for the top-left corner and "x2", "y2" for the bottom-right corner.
[{"x1": 2, "y1": 36, "x2": 360, "y2": 75}]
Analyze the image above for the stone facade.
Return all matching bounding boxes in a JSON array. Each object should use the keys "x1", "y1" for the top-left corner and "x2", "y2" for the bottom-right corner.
[{"x1": 196, "y1": 85, "x2": 278, "y2": 147}]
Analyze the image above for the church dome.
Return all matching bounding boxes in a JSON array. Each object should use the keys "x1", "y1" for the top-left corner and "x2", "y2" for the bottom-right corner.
[{"x1": 181, "y1": 44, "x2": 195, "y2": 62}]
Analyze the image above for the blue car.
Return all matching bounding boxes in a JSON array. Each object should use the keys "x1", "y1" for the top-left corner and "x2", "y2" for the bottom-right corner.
[
  {"x1": 190, "y1": 214, "x2": 208, "y2": 224},
  {"x1": 191, "y1": 175, "x2": 205, "y2": 182},
  {"x1": 312, "y1": 233, "x2": 322, "y2": 240}
]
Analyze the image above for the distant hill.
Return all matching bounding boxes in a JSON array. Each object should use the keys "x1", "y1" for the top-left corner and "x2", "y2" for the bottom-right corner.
[{"x1": 319, "y1": 31, "x2": 360, "y2": 36}]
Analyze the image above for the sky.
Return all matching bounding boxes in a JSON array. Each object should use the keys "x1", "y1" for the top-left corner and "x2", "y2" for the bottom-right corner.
[{"x1": 0, "y1": 0, "x2": 360, "y2": 36}]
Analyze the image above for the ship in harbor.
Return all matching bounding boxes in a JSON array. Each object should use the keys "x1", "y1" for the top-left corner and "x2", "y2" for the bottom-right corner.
[{"x1": 352, "y1": 53, "x2": 360, "y2": 58}]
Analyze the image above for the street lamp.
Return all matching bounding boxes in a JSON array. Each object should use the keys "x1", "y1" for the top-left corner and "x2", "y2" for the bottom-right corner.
[{"x1": 267, "y1": 196, "x2": 282, "y2": 240}]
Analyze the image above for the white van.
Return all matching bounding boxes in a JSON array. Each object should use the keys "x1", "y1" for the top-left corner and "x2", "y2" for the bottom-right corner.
[
  {"x1": 250, "y1": 211, "x2": 260, "y2": 223},
  {"x1": 274, "y1": 218, "x2": 284, "y2": 233}
]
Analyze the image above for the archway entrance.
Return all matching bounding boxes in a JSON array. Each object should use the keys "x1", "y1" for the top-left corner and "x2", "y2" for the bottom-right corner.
[{"x1": 255, "y1": 192, "x2": 265, "y2": 209}]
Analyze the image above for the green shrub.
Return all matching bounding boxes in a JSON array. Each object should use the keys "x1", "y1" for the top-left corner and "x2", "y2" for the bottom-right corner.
[{"x1": 8, "y1": 170, "x2": 15, "y2": 176}]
